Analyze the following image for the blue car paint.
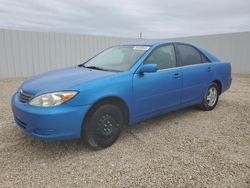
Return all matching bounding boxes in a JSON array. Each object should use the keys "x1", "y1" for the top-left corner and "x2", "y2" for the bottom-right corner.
[
  {"x1": 11, "y1": 41, "x2": 232, "y2": 140},
  {"x1": 20, "y1": 67, "x2": 116, "y2": 95},
  {"x1": 12, "y1": 94, "x2": 90, "y2": 140}
]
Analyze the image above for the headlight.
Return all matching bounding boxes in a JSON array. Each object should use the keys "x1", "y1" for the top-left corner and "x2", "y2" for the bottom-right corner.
[{"x1": 29, "y1": 91, "x2": 78, "y2": 107}]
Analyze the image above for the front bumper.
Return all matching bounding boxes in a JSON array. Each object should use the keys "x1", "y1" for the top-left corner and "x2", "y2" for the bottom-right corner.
[{"x1": 11, "y1": 92, "x2": 91, "y2": 141}]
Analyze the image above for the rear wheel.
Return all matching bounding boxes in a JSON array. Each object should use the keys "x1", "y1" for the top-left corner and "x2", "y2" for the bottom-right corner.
[
  {"x1": 83, "y1": 104, "x2": 124, "y2": 149},
  {"x1": 200, "y1": 83, "x2": 219, "y2": 111}
]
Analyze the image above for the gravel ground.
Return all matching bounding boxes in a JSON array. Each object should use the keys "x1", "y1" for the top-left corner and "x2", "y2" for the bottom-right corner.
[{"x1": 0, "y1": 75, "x2": 249, "y2": 188}]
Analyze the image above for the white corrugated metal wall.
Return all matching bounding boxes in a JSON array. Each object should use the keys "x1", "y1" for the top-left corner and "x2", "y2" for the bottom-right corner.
[
  {"x1": 0, "y1": 29, "x2": 249, "y2": 78},
  {"x1": 0, "y1": 29, "x2": 137, "y2": 78},
  {"x1": 167, "y1": 32, "x2": 250, "y2": 74}
]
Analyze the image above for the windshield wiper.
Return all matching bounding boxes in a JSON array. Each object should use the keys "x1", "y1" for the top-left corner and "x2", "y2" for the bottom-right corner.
[
  {"x1": 81, "y1": 65, "x2": 106, "y2": 71},
  {"x1": 80, "y1": 64, "x2": 121, "y2": 72}
]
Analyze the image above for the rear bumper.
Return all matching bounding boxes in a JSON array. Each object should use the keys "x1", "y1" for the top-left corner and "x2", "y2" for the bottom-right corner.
[{"x1": 11, "y1": 92, "x2": 91, "y2": 141}]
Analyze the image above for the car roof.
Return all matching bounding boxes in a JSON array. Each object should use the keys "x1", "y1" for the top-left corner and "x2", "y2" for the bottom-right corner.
[{"x1": 125, "y1": 40, "x2": 192, "y2": 47}]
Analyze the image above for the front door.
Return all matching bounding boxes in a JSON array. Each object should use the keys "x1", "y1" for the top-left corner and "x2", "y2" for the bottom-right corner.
[{"x1": 133, "y1": 44, "x2": 182, "y2": 118}]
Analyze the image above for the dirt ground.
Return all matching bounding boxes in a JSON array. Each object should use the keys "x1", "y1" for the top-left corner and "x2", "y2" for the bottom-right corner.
[{"x1": 0, "y1": 75, "x2": 249, "y2": 188}]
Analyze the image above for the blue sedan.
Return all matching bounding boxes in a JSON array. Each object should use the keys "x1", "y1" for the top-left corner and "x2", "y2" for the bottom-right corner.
[{"x1": 11, "y1": 41, "x2": 232, "y2": 148}]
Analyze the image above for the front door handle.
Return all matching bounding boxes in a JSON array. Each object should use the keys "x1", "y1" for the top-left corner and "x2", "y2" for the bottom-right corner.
[{"x1": 172, "y1": 73, "x2": 181, "y2": 79}]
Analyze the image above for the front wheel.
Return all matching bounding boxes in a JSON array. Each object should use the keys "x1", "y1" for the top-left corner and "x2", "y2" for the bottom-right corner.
[
  {"x1": 200, "y1": 83, "x2": 219, "y2": 111},
  {"x1": 83, "y1": 104, "x2": 124, "y2": 149}
]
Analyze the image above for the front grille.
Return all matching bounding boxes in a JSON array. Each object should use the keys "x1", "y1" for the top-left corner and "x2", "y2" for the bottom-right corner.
[{"x1": 19, "y1": 90, "x2": 33, "y2": 103}]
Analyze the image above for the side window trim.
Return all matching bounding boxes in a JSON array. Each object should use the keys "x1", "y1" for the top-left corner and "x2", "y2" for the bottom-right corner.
[
  {"x1": 143, "y1": 43, "x2": 178, "y2": 71},
  {"x1": 173, "y1": 43, "x2": 181, "y2": 67}
]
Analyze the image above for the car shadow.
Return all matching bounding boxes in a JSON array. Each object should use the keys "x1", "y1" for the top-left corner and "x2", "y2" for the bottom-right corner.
[{"x1": 14, "y1": 106, "x2": 202, "y2": 160}]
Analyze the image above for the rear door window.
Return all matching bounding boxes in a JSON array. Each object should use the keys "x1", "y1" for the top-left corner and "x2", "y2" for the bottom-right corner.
[
  {"x1": 201, "y1": 53, "x2": 210, "y2": 63},
  {"x1": 177, "y1": 44, "x2": 203, "y2": 66}
]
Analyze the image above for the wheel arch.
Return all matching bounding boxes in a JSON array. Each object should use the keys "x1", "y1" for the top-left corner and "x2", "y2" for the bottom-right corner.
[
  {"x1": 81, "y1": 96, "x2": 130, "y2": 137},
  {"x1": 212, "y1": 80, "x2": 222, "y2": 95}
]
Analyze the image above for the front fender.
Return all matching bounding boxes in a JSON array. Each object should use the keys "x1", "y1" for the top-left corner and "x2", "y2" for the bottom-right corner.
[{"x1": 67, "y1": 72, "x2": 135, "y2": 122}]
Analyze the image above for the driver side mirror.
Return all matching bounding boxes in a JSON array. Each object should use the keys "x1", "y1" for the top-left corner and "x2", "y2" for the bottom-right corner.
[{"x1": 137, "y1": 64, "x2": 158, "y2": 74}]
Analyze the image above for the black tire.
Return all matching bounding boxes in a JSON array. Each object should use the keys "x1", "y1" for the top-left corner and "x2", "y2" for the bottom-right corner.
[
  {"x1": 83, "y1": 104, "x2": 124, "y2": 149},
  {"x1": 200, "y1": 83, "x2": 219, "y2": 111}
]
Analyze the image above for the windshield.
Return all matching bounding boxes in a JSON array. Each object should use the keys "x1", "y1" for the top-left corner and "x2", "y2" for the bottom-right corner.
[{"x1": 83, "y1": 45, "x2": 150, "y2": 71}]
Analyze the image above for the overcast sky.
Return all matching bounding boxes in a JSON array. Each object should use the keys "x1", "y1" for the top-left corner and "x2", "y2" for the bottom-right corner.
[{"x1": 0, "y1": 0, "x2": 249, "y2": 38}]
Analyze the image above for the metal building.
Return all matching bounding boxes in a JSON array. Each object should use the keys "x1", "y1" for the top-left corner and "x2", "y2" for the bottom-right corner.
[
  {"x1": 168, "y1": 32, "x2": 250, "y2": 74},
  {"x1": 0, "y1": 29, "x2": 249, "y2": 78},
  {"x1": 0, "y1": 29, "x2": 136, "y2": 78}
]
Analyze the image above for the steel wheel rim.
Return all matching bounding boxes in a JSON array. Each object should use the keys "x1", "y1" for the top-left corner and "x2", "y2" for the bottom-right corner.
[
  {"x1": 206, "y1": 87, "x2": 217, "y2": 107},
  {"x1": 95, "y1": 114, "x2": 119, "y2": 138}
]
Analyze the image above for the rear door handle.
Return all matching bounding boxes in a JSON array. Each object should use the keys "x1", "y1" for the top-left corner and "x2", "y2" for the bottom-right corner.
[
  {"x1": 207, "y1": 66, "x2": 212, "y2": 72},
  {"x1": 172, "y1": 73, "x2": 181, "y2": 79}
]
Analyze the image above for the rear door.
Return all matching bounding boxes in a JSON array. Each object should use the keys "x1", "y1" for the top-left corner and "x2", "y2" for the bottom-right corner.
[
  {"x1": 175, "y1": 44, "x2": 214, "y2": 104},
  {"x1": 133, "y1": 44, "x2": 182, "y2": 117}
]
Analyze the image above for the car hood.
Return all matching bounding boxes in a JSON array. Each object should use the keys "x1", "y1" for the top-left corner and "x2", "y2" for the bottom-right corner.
[{"x1": 21, "y1": 66, "x2": 116, "y2": 94}]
